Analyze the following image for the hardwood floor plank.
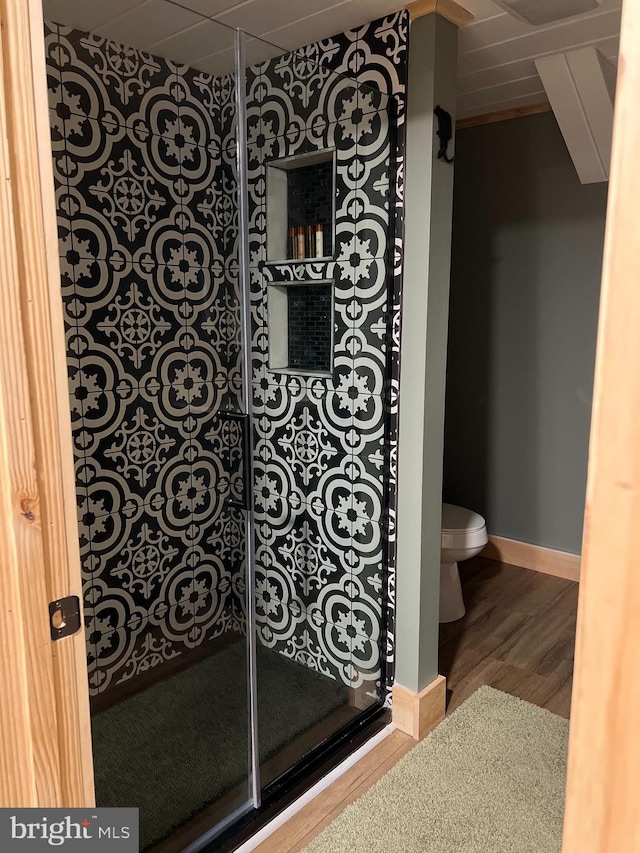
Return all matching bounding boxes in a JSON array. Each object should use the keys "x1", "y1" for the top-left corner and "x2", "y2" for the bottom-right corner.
[
  {"x1": 462, "y1": 558, "x2": 575, "y2": 619},
  {"x1": 441, "y1": 559, "x2": 578, "y2": 719},
  {"x1": 492, "y1": 586, "x2": 578, "y2": 673},
  {"x1": 441, "y1": 607, "x2": 535, "y2": 668},
  {"x1": 536, "y1": 634, "x2": 576, "y2": 680},
  {"x1": 542, "y1": 677, "x2": 574, "y2": 719},
  {"x1": 483, "y1": 662, "x2": 566, "y2": 709}
]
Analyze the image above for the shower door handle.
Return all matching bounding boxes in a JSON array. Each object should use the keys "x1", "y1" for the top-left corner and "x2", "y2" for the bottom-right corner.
[{"x1": 220, "y1": 411, "x2": 252, "y2": 512}]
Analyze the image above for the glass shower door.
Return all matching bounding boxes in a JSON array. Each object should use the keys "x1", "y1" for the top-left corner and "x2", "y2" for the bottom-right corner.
[{"x1": 42, "y1": 2, "x2": 257, "y2": 848}]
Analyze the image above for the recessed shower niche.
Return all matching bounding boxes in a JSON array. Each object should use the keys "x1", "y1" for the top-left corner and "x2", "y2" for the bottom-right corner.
[
  {"x1": 266, "y1": 149, "x2": 335, "y2": 262},
  {"x1": 267, "y1": 281, "x2": 334, "y2": 375}
]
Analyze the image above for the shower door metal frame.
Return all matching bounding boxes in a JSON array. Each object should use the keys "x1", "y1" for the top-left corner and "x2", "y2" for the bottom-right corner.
[{"x1": 181, "y1": 28, "x2": 261, "y2": 853}]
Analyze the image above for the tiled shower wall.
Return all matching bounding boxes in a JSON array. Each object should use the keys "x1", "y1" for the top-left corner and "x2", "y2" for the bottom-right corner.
[
  {"x1": 287, "y1": 285, "x2": 333, "y2": 372},
  {"x1": 249, "y1": 12, "x2": 408, "y2": 700},
  {"x1": 46, "y1": 11, "x2": 407, "y2": 700},
  {"x1": 45, "y1": 21, "x2": 244, "y2": 695},
  {"x1": 287, "y1": 161, "x2": 334, "y2": 257}
]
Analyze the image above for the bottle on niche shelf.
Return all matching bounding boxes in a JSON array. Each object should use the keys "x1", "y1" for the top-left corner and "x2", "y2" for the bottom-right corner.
[
  {"x1": 289, "y1": 224, "x2": 326, "y2": 260},
  {"x1": 316, "y1": 223, "x2": 324, "y2": 258}
]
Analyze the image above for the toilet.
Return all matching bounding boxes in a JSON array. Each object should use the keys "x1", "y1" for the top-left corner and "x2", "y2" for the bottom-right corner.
[{"x1": 440, "y1": 503, "x2": 488, "y2": 623}]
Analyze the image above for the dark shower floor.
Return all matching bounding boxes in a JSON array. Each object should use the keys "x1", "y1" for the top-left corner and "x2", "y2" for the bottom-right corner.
[{"x1": 91, "y1": 643, "x2": 351, "y2": 851}]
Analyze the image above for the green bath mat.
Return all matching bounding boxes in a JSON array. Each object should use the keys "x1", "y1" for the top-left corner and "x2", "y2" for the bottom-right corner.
[{"x1": 302, "y1": 686, "x2": 569, "y2": 853}]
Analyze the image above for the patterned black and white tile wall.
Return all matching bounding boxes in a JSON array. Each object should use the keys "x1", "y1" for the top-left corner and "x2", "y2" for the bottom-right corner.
[
  {"x1": 46, "y1": 10, "x2": 408, "y2": 703},
  {"x1": 248, "y1": 12, "x2": 408, "y2": 703},
  {"x1": 45, "y1": 19, "x2": 243, "y2": 696}
]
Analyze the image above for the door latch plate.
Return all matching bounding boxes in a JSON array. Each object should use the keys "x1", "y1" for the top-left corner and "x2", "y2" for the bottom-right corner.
[{"x1": 48, "y1": 596, "x2": 81, "y2": 641}]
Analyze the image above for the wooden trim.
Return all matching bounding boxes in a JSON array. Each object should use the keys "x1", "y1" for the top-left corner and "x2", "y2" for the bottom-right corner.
[
  {"x1": 456, "y1": 102, "x2": 552, "y2": 130},
  {"x1": 407, "y1": 0, "x2": 474, "y2": 27},
  {"x1": 484, "y1": 535, "x2": 581, "y2": 582},
  {"x1": 29, "y1": 0, "x2": 94, "y2": 808},
  {"x1": 562, "y1": 0, "x2": 640, "y2": 849},
  {"x1": 0, "y1": 0, "x2": 94, "y2": 807},
  {"x1": 392, "y1": 675, "x2": 446, "y2": 740}
]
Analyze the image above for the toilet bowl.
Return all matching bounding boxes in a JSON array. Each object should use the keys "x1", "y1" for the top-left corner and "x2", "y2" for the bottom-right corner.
[{"x1": 440, "y1": 503, "x2": 488, "y2": 623}]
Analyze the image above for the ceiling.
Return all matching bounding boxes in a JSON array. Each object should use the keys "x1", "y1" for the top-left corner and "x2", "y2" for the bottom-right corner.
[
  {"x1": 457, "y1": 0, "x2": 621, "y2": 119},
  {"x1": 42, "y1": 0, "x2": 622, "y2": 115},
  {"x1": 41, "y1": 0, "x2": 415, "y2": 75}
]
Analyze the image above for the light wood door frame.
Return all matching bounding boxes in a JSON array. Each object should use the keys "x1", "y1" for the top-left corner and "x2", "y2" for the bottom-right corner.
[
  {"x1": 561, "y1": 0, "x2": 640, "y2": 849},
  {"x1": 0, "y1": 0, "x2": 94, "y2": 807}
]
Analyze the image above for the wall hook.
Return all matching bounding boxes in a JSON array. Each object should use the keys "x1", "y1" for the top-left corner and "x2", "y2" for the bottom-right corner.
[{"x1": 434, "y1": 105, "x2": 455, "y2": 164}]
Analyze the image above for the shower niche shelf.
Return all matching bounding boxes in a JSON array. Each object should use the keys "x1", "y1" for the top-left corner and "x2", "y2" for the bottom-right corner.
[
  {"x1": 266, "y1": 149, "x2": 335, "y2": 264},
  {"x1": 267, "y1": 280, "x2": 334, "y2": 376}
]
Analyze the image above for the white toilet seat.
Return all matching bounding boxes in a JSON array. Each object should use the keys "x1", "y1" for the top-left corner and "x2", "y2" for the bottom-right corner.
[{"x1": 441, "y1": 503, "x2": 487, "y2": 550}]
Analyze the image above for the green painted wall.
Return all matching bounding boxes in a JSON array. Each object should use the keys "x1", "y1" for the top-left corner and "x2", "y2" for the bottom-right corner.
[{"x1": 395, "y1": 14, "x2": 458, "y2": 694}]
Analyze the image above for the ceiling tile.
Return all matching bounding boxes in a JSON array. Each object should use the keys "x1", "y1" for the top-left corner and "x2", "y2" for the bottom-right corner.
[
  {"x1": 216, "y1": 0, "x2": 350, "y2": 35},
  {"x1": 42, "y1": 0, "x2": 147, "y2": 32},
  {"x1": 147, "y1": 17, "x2": 235, "y2": 61},
  {"x1": 97, "y1": 0, "x2": 202, "y2": 51},
  {"x1": 169, "y1": 0, "x2": 245, "y2": 15}
]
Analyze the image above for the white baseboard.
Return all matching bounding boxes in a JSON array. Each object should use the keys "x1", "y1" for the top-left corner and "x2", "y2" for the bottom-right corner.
[{"x1": 484, "y1": 534, "x2": 581, "y2": 582}]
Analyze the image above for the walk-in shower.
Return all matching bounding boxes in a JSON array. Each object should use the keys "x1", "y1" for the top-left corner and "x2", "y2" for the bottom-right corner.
[{"x1": 41, "y1": 0, "x2": 408, "y2": 848}]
